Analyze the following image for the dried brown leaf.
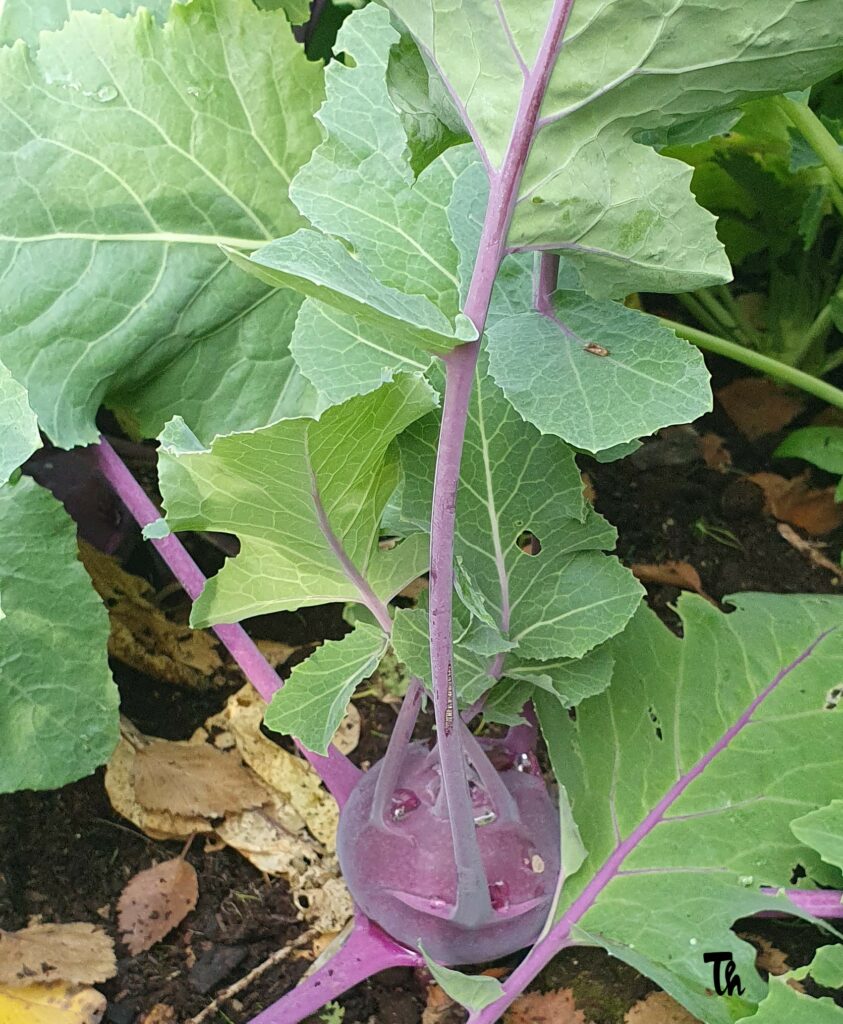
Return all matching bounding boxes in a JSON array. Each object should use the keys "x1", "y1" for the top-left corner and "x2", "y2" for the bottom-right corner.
[
  {"x1": 105, "y1": 736, "x2": 212, "y2": 840},
  {"x1": 776, "y1": 523, "x2": 843, "y2": 581},
  {"x1": 0, "y1": 924, "x2": 116, "y2": 987},
  {"x1": 205, "y1": 685, "x2": 338, "y2": 848},
  {"x1": 698, "y1": 433, "x2": 732, "y2": 474},
  {"x1": 0, "y1": 982, "x2": 107, "y2": 1024},
  {"x1": 631, "y1": 561, "x2": 717, "y2": 605},
  {"x1": 717, "y1": 378, "x2": 804, "y2": 441},
  {"x1": 747, "y1": 472, "x2": 843, "y2": 535},
  {"x1": 138, "y1": 1005, "x2": 176, "y2": 1024},
  {"x1": 505, "y1": 988, "x2": 588, "y2": 1024},
  {"x1": 624, "y1": 991, "x2": 699, "y2": 1023},
  {"x1": 133, "y1": 740, "x2": 269, "y2": 818},
  {"x1": 117, "y1": 858, "x2": 199, "y2": 955},
  {"x1": 422, "y1": 983, "x2": 462, "y2": 1024}
]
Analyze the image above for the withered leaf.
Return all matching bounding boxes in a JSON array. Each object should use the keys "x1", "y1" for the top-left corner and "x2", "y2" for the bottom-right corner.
[
  {"x1": 717, "y1": 378, "x2": 804, "y2": 441},
  {"x1": 105, "y1": 736, "x2": 212, "y2": 841},
  {"x1": 117, "y1": 858, "x2": 199, "y2": 955},
  {"x1": 133, "y1": 740, "x2": 269, "y2": 818},
  {"x1": 0, "y1": 924, "x2": 116, "y2": 987},
  {"x1": 0, "y1": 982, "x2": 106, "y2": 1024},
  {"x1": 505, "y1": 987, "x2": 589, "y2": 1024},
  {"x1": 631, "y1": 561, "x2": 717, "y2": 606},
  {"x1": 331, "y1": 703, "x2": 360, "y2": 756},
  {"x1": 624, "y1": 992, "x2": 699, "y2": 1023},
  {"x1": 698, "y1": 433, "x2": 732, "y2": 474},
  {"x1": 747, "y1": 472, "x2": 843, "y2": 535}
]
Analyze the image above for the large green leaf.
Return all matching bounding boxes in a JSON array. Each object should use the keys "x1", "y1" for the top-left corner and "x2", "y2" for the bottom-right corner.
[
  {"x1": 0, "y1": 0, "x2": 172, "y2": 46},
  {"x1": 386, "y1": 0, "x2": 843, "y2": 296},
  {"x1": 0, "y1": 358, "x2": 39, "y2": 483},
  {"x1": 398, "y1": 358, "x2": 642, "y2": 662},
  {"x1": 791, "y1": 801, "x2": 843, "y2": 874},
  {"x1": 265, "y1": 623, "x2": 388, "y2": 755},
  {"x1": 530, "y1": 593, "x2": 843, "y2": 1024},
  {"x1": 0, "y1": 476, "x2": 118, "y2": 792},
  {"x1": 158, "y1": 374, "x2": 436, "y2": 627},
  {"x1": 0, "y1": 0, "x2": 324, "y2": 447}
]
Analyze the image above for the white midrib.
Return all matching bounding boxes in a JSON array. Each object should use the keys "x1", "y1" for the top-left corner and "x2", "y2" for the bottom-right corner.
[{"x1": 0, "y1": 231, "x2": 268, "y2": 248}]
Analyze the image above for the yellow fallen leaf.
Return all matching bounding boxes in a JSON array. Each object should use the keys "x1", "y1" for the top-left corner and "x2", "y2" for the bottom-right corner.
[{"x1": 0, "y1": 982, "x2": 105, "y2": 1024}]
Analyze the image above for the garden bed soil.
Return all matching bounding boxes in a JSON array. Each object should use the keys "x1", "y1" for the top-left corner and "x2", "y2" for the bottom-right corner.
[{"x1": 2, "y1": 356, "x2": 842, "y2": 1024}]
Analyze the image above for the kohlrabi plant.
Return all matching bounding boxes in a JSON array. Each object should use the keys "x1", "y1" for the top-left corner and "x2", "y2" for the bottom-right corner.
[{"x1": 2, "y1": 2, "x2": 843, "y2": 1023}]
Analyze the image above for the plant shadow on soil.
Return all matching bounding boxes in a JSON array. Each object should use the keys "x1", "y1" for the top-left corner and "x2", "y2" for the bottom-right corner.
[{"x1": 2, "y1": 356, "x2": 843, "y2": 1024}]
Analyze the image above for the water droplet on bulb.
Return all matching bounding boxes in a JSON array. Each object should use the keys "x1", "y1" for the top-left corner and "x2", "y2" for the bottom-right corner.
[
  {"x1": 390, "y1": 788, "x2": 420, "y2": 821},
  {"x1": 95, "y1": 84, "x2": 118, "y2": 102},
  {"x1": 489, "y1": 880, "x2": 510, "y2": 912},
  {"x1": 469, "y1": 780, "x2": 497, "y2": 826},
  {"x1": 515, "y1": 751, "x2": 541, "y2": 776}
]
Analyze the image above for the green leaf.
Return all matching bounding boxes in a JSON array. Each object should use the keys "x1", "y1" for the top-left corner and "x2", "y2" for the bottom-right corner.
[
  {"x1": 418, "y1": 945, "x2": 504, "y2": 1012},
  {"x1": 158, "y1": 374, "x2": 436, "y2": 627},
  {"x1": 398, "y1": 358, "x2": 643, "y2": 661},
  {"x1": 291, "y1": 6, "x2": 464, "y2": 323},
  {"x1": 505, "y1": 644, "x2": 615, "y2": 708},
  {"x1": 0, "y1": 0, "x2": 171, "y2": 46},
  {"x1": 791, "y1": 801, "x2": 843, "y2": 874},
  {"x1": 775, "y1": 427, "x2": 843, "y2": 477},
  {"x1": 386, "y1": 33, "x2": 470, "y2": 175},
  {"x1": 0, "y1": 476, "x2": 118, "y2": 792},
  {"x1": 486, "y1": 296, "x2": 712, "y2": 454},
  {"x1": 253, "y1": 0, "x2": 312, "y2": 22},
  {"x1": 535, "y1": 592, "x2": 843, "y2": 1022},
  {"x1": 0, "y1": 358, "x2": 40, "y2": 483},
  {"x1": 0, "y1": 0, "x2": 324, "y2": 446},
  {"x1": 789, "y1": 944, "x2": 843, "y2": 988},
  {"x1": 265, "y1": 624, "x2": 388, "y2": 755},
  {"x1": 387, "y1": 0, "x2": 843, "y2": 295}
]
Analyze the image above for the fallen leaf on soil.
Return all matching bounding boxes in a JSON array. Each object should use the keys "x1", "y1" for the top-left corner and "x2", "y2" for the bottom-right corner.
[
  {"x1": 79, "y1": 543, "x2": 228, "y2": 690},
  {"x1": 624, "y1": 991, "x2": 699, "y2": 1023},
  {"x1": 138, "y1": 1005, "x2": 175, "y2": 1024},
  {"x1": 747, "y1": 472, "x2": 843, "y2": 535},
  {"x1": 0, "y1": 982, "x2": 106, "y2": 1024},
  {"x1": 133, "y1": 740, "x2": 269, "y2": 818},
  {"x1": 398, "y1": 576, "x2": 428, "y2": 601},
  {"x1": 331, "y1": 703, "x2": 360, "y2": 755},
  {"x1": 505, "y1": 988, "x2": 588, "y2": 1024},
  {"x1": 776, "y1": 523, "x2": 843, "y2": 581},
  {"x1": 631, "y1": 562, "x2": 717, "y2": 605},
  {"x1": 740, "y1": 933, "x2": 792, "y2": 976},
  {"x1": 204, "y1": 685, "x2": 339, "y2": 848},
  {"x1": 698, "y1": 433, "x2": 732, "y2": 473},
  {"x1": 117, "y1": 857, "x2": 199, "y2": 955},
  {"x1": 422, "y1": 983, "x2": 463, "y2": 1024},
  {"x1": 717, "y1": 378, "x2": 805, "y2": 441},
  {"x1": 105, "y1": 736, "x2": 212, "y2": 840},
  {"x1": 0, "y1": 924, "x2": 116, "y2": 987}
]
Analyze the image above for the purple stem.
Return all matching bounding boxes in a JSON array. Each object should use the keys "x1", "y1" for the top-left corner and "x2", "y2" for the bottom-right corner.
[
  {"x1": 467, "y1": 630, "x2": 842, "y2": 1024},
  {"x1": 371, "y1": 677, "x2": 424, "y2": 824},
  {"x1": 534, "y1": 252, "x2": 559, "y2": 315},
  {"x1": 426, "y1": 0, "x2": 576, "y2": 926},
  {"x1": 94, "y1": 437, "x2": 361, "y2": 806},
  {"x1": 248, "y1": 916, "x2": 421, "y2": 1024}
]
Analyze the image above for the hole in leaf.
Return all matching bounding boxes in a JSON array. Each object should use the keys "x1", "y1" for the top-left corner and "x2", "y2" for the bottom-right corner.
[
  {"x1": 647, "y1": 706, "x2": 663, "y2": 741},
  {"x1": 825, "y1": 685, "x2": 842, "y2": 710},
  {"x1": 789, "y1": 864, "x2": 807, "y2": 885},
  {"x1": 517, "y1": 531, "x2": 542, "y2": 556}
]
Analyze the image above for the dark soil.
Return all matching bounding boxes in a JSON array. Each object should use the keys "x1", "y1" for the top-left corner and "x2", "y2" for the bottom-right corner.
[{"x1": 2, "y1": 356, "x2": 842, "y2": 1024}]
